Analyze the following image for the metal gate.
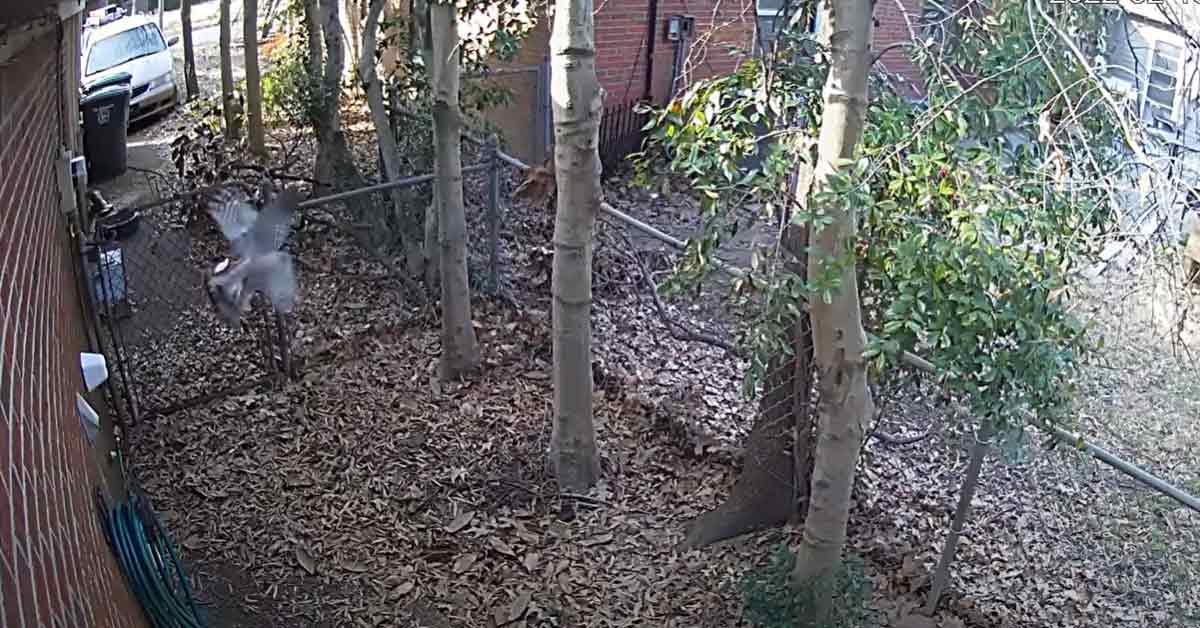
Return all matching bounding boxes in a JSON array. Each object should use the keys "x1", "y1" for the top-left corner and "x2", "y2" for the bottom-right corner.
[{"x1": 82, "y1": 202, "x2": 289, "y2": 424}]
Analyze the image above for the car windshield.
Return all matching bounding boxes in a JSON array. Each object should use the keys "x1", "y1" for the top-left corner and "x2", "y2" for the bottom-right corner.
[{"x1": 85, "y1": 24, "x2": 164, "y2": 76}]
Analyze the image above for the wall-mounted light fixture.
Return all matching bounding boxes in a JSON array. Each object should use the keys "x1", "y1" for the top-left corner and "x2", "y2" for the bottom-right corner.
[{"x1": 80, "y1": 352, "x2": 108, "y2": 391}]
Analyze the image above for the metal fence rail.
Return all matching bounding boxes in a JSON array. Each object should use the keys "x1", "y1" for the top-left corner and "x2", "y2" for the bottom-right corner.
[{"x1": 82, "y1": 138, "x2": 513, "y2": 425}]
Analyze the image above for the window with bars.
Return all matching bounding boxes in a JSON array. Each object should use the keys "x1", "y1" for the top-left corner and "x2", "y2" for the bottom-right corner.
[
  {"x1": 754, "y1": 0, "x2": 819, "y2": 54},
  {"x1": 1143, "y1": 39, "x2": 1182, "y2": 131}
]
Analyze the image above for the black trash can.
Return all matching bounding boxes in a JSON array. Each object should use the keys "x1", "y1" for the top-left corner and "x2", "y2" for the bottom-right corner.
[
  {"x1": 81, "y1": 79, "x2": 132, "y2": 183},
  {"x1": 82, "y1": 70, "x2": 133, "y2": 94}
]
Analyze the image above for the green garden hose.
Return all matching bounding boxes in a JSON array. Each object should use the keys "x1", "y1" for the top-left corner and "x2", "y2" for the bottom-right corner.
[{"x1": 96, "y1": 477, "x2": 205, "y2": 628}]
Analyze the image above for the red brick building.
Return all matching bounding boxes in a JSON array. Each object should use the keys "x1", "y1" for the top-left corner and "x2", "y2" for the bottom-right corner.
[
  {"x1": 0, "y1": 2, "x2": 143, "y2": 626},
  {"x1": 484, "y1": 0, "x2": 925, "y2": 163},
  {"x1": 592, "y1": 0, "x2": 925, "y2": 107},
  {"x1": 872, "y1": 0, "x2": 925, "y2": 96}
]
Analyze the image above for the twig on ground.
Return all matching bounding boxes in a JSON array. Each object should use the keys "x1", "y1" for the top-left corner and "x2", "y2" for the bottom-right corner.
[
  {"x1": 870, "y1": 428, "x2": 933, "y2": 446},
  {"x1": 611, "y1": 229, "x2": 741, "y2": 356}
]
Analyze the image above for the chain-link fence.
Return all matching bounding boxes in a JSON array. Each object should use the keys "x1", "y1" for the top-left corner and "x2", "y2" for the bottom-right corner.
[{"x1": 82, "y1": 137, "x2": 515, "y2": 425}]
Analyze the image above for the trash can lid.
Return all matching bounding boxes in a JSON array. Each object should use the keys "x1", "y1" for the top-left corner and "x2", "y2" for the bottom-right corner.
[
  {"x1": 83, "y1": 71, "x2": 133, "y2": 94},
  {"x1": 81, "y1": 82, "x2": 132, "y2": 105}
]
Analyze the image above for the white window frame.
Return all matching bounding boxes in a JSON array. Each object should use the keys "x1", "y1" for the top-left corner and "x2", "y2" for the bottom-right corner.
[
  {"x1": 1142, "y1": 38, "x2": 1182, "y2": 129},
  {"x1": 754, "y1": 0, "x2": 819, "y2": 53}
]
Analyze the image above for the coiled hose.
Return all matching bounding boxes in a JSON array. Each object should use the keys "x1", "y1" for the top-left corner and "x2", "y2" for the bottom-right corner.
[{"x1": 96, "y1": 477, "x2": 205, "y2": 628}]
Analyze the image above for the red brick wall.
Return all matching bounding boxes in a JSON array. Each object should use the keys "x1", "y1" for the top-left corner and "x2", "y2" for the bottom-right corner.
[
  {"x1": 594, "y1": 0, "x2": 756, "y2": 106},
  {"x1": 873, "y1": 0, "x2": 925, "y2": 97},
  {"x1": 0, "y1": 17, "x2": 145, "y2": 628},
  {"x1": 594, "y1": 0, "x2": 926, "y2": 105}
]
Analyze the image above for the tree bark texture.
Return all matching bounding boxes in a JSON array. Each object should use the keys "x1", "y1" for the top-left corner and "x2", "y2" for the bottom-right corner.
[
  {"x1": 181, "y1": 0, "x2": 200, "y2": 99},
  {"x1": 414, "y1": 0, "x2": 438, "y2": 285},
  {"x1": 790, "y1": 0, "x2": 875, "y2": 608},
  {"x1": 219, "y1": 0, "x2": 241, "y2": 139},
  {"x1": 244, "y1": 0, "x2": 267, "y2": 155},
  {"x1": 431, "y1": 1, "x2": 482, "y2": 380},
  {"x1": 304, "y1": 0, "x2": 323, "y2": 75},
  {"x1": 312, "y1": 0, "x2": 365, "y2": 195},
  {"x1": 547, "y1": 0, "x2": 603, "y2": 492},
  {"x1": 342, "y1": 0, "x2": 364, "y2": 81},
  {"x1": 359, "y1": 0, "x2": 422, "y2": 274},
  {"x1": 682, "y1": 223, "x2": 815, "y2": 549}
]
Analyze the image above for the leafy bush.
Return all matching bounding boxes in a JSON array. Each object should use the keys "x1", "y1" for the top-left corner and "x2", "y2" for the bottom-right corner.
[
  {"x1": 634, "y1": 1, "x2": 1121, "y2": 441},
  {"x1": 260, "y1": 34, "x2": 320, "y2": 128},
  {"x1": 742, "y1": 544, "x2": 871, "y2": 628}
]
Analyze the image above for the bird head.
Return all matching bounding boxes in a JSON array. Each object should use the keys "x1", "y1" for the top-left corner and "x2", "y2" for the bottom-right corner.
[{"x1": 205, "y1": 258, "x2": 245, "y2": 329}]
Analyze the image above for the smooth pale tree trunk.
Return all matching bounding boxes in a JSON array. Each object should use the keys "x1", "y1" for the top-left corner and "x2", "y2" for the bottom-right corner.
[
  {"x1": 220, "y1": 0, "x2": 241, "y2": 139},
  {"x1": 244, "y1": 0, "x2": 267, "y2": 155},
  {"x1": 304, "y1": 0, "x2": 322, "y2": 70},
  {"x1": 343, "y1": 0, "x2": 364, "y2": 81},
  {"x1": 547, "y1": 0, "x2": 602, "y2": 492},
  {"x1": 181, "y1": 0, "x2": 200, "y2": 100},
  {"x1": 359, "y1": 0, "x2": 423, "y2": 274},
  {"x1": 413, "y1": 0, "x2": 439, "y2": 289},
  {"x1": 790, "y1": 0, "x2": 875, "y2": 619},
  {"x1": 430, "y1": 1, "x2": 482, "y2": 380}
]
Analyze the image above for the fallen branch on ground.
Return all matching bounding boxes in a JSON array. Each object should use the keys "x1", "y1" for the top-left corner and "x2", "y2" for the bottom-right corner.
[
  {"x1": 612, "y1": 229, "x2": 741, "y2": 356},
  {"x1": 870, "y1": 428, "x2": 933, "y2": 446}
]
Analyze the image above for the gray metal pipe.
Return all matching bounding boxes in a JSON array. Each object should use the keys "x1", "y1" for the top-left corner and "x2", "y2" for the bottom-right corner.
[
  {"x1": 296, "y1": 163, "x2": 488, "y2": 210},
  {"x1": 895, "y1": 348, "x2": 1200, "y2": 514},
  {"x1": 491, "y1": 143, "x2": 1200, "y2": 516}
]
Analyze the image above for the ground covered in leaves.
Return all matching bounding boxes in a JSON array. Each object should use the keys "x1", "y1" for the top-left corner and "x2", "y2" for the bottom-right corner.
[
  {"x1": 108, "y1": 31, "x2": 1197, "y2": 626},
  {"x1": 118, "y1": 168, "x2": 1197, "y2": 627}
]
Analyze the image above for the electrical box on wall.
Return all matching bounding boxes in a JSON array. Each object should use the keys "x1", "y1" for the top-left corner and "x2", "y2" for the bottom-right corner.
[{"x1": 666, "y1": 15, "x2": 695, "y2": 42}]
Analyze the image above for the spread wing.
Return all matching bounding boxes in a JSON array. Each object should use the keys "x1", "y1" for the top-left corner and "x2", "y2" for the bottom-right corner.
[
  {"x1": 242, "y1": 251, "x2": 297, "y2": 313},
  {"x1": 246, "y1": 188, "x2": 300, "y2": 257},
  {"x1": 205, "y1": 186, "x2": 259, "y2": 258}
]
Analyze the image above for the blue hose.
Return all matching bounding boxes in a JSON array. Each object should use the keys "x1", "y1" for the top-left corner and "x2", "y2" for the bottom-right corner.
[{"x1": 96, "y1": 480, "x2": 205, "y2": 628}]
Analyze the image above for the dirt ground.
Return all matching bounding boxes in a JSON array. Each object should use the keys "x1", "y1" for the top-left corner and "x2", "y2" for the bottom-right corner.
[{"x1": 93, "y1": 10, "x2": 1199, "y2": 627}]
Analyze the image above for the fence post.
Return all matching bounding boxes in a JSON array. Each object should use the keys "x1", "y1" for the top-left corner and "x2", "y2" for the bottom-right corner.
[{"x1": 486, "y1": 133, "x2": 501, "y2": 294}]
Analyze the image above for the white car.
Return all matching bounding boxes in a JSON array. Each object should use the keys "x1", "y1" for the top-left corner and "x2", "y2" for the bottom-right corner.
[{"x1": 81, "y1": 15, "x2": 179, "y2": 125}]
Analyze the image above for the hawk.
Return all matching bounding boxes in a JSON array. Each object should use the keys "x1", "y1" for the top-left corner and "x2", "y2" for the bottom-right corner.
[{"x1": 202, "y1": 185, "x2": 301, "y2": 327}]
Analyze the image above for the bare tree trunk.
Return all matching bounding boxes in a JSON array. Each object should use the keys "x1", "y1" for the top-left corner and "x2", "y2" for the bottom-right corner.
[
  {"x1": 244, "y1": 0, "x2": 267, "y2": 155},
  {"x1": 344, "y1": 0, "x2": 364, "y2": 81},
  {"x1": 220, "y1": 0, "x2": 241, "y2": 139},
  {"x1": 681, "y1": 224, "x2": 815, "y2": 548},
  {"x1": 312, "y1": 0, "x2": 363, "y2": 194},
  {"x1": 304, "y1": 0, "x2": 323, "y2": 72},
  {"x1": 430, "y1": 1, "x2": 482, "y2": 380},
  {"x1": 790, "y1": 0, "x2": 875, "y2": 619},
  {"x1": 547, "y1": 0, "x2": 602, "y2": 492},
  {"x1": 360, "y1": 0, "x2": 423, "y2": 276},
  {"x1": 181, "y1": 0, "x2": 200, "y2": 100},
  {"x1": 413, "y1": 0, "x2": 438, "y2": 287}
]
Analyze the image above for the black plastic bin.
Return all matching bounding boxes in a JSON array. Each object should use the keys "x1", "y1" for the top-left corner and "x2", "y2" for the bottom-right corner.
[{"x1": 81, "y1": 78, "x2": 132, "y2": 183}]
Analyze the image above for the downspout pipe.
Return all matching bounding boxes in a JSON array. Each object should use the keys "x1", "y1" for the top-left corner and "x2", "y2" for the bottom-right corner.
[{"x1": 643, "y1": 0, "x2": 659, "y2": 102}]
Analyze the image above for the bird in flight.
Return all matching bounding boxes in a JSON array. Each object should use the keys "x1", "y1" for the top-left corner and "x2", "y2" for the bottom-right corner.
[{"x1": 202, "y1": 185, "x2": 301, "y2": 327}]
